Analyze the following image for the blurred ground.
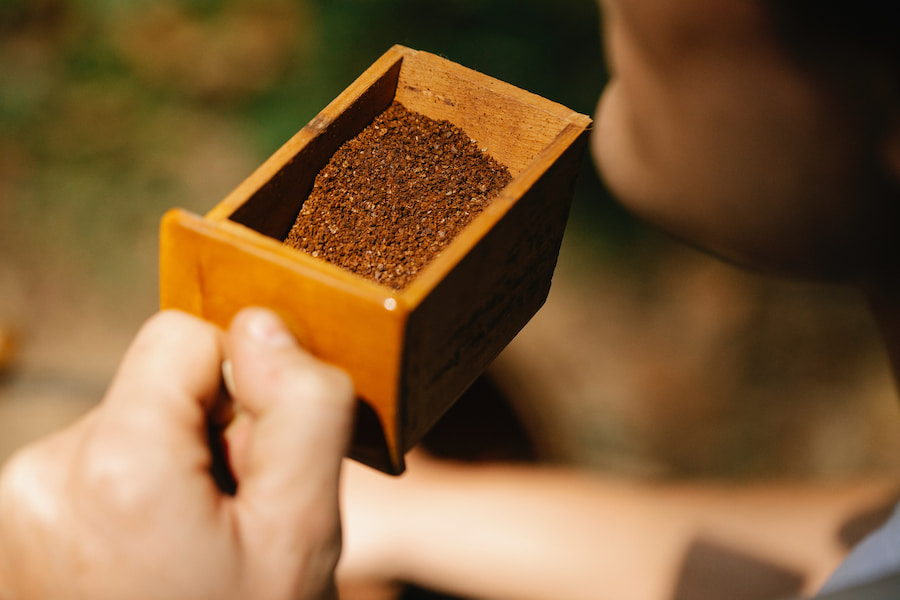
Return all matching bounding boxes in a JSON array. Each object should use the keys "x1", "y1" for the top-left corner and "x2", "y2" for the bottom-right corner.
[
  {"x1": 496, "y1": 233, "x2": 900, "y2": 480},
  {"x1": 2, "y1": 2, "x2": 900, "y2": 598}
]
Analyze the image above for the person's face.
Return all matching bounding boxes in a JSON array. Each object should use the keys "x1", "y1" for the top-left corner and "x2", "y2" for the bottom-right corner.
[{"x1": 592, "y1": 0, "x2": 900, "y2": 282}]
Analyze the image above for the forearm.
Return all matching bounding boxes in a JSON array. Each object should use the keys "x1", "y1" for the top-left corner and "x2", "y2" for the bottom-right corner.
[
  {"x1": 341, "y1": 456, "x2": 900, "y2": 600},
  {"x1": 390, "y1": 462, "x2": 685, "y2": 600}
]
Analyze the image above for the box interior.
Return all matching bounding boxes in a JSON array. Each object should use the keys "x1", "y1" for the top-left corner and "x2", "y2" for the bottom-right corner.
[{"x1": 224, "y1": 49, "x2": 575, "y2": 271}]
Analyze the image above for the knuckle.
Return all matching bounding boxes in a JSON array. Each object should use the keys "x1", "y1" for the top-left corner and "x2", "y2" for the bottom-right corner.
[
  {"x1": 0, "y1": 449, "x2": 35, "y2": 504},
  {"x1": 136, "y1": 310, "x2": 217, "y2": 352},
  {"x1": 321, "y1": 365, "x2": 355, "y2": 403},
  {"x1": 0, "y1": 445, "x2": 58, "y2": 525},
  {"x1": 294, "y1": 362, "x2": 355, "y2": 408},
  {"x1": 77, "y1": 437, "x2": 151, "y2": 518},
  {"x1": 139, "y1": 309, "x2": 191, "y2": 339}
]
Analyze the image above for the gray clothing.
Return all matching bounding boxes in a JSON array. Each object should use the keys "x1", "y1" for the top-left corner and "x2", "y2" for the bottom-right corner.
[{"x1": 818, "y1": 503, "x2": 900, "y2": 597}]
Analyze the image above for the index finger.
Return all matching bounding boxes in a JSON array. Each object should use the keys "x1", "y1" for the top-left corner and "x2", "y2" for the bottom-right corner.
[{"x1": 99, "y1": 310, "x2": 227, "y2": 451}]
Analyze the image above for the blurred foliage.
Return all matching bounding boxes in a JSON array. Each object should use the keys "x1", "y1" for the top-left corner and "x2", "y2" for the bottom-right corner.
[{"x1": 0, "y1": 0, "x2": 636, "y2": 297}]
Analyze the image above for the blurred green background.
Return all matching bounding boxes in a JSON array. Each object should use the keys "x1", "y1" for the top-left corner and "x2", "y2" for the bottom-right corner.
[
  {"x1": 2, "y1": 0, "x2": 900, "y2": 486},
  {"x1": 0, "y1": 0, "x2": 619, "y2": 315}
]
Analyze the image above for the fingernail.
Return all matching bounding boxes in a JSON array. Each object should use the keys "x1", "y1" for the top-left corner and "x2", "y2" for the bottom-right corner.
[{"x1": 242, "y1": 308, "x2": 296, "y2": 348}]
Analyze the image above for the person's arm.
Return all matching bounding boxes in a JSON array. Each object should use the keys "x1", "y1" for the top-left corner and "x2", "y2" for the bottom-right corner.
[
  {"x1": 339, "y1": 453, "x2": 900, "y2": 600},
  {"x1": 0, "y1": 308, "x2": 355, "y2": 600}
]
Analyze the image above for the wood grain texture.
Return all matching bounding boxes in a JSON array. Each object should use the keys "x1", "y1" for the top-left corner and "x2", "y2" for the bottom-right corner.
[{"x1": 159, "y1": 45, "x2": 591, "y2": 474}]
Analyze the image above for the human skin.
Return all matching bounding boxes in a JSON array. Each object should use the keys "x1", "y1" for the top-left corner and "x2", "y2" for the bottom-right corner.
[
  {"x1": 0, "y1": 308, "x2": 356, "y2": 600},
  {"x1": 337, "y1": 2, "x2": 900, "y2": 599},
  {"x1": 339, "y1": 454, "x2": 900, "y2": 600},
  {"x1": 592, "y1": 0, "x2": 900, "y2": 284},
  {"x1": 2, "y1": 1, "x2": 898, "y2": 598},
  {"x1": 592, "y1": 0, "x2": 900, "y2": 376}
]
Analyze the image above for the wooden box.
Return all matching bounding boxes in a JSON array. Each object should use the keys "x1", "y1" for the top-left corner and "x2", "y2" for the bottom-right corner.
[{"x1": 159, "y1": 45, "x2": 591, "y2": 474}]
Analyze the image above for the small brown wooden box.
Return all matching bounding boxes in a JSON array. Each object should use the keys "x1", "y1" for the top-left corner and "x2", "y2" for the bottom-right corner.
[{"x1": 159, "y1": 45, "x2": 591, "y2": 474}]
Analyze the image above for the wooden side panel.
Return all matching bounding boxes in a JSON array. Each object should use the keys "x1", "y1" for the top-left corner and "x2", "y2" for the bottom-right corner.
[
  {"x1": 399, "y1": 126, "x2": 591, "y2": 451},
  {"x1": 160, "y1": 208, "x2": 407, "y2": 471},
  {"x1": 159, "y1": 45, "x2": 592, "y2": 472},
  {"x1": 395, "y1": 48, "x2": 581, "y2": 176}
]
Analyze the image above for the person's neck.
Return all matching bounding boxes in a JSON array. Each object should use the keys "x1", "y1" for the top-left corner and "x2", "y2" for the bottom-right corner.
[{"x1": 864, "y1": 277, "x2": 900, "y2": 390}]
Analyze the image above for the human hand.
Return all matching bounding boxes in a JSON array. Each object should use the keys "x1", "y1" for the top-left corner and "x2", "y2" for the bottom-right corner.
[{"x1": 0, "y1": 308, "x2": 355, "y2": 600}]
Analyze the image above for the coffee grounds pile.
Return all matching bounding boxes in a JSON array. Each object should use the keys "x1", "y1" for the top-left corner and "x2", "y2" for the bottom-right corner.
[{"x1": 284, "y1": 101, "x2": 512, "y2": 290}]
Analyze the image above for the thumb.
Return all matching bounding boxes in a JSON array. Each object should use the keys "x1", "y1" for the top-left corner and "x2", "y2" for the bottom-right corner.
[{"x1": 226, "y1": 308, "x2": 355, "y2": 532}]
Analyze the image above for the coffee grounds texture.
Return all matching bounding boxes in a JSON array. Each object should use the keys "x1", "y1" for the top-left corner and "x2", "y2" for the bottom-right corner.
[{"x1": 284, "y1": 101, "x2": 512, "y2": 290}]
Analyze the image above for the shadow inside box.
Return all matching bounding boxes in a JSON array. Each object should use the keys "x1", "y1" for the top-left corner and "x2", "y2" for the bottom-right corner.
[{"x1": 397, "y1": 371, "x2": 537, "y2": 600}]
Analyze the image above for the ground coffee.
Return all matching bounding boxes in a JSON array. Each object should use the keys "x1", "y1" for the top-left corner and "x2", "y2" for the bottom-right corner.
[{"x1": 284, "y1": 101, "x2": 512, "y2": 289}]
